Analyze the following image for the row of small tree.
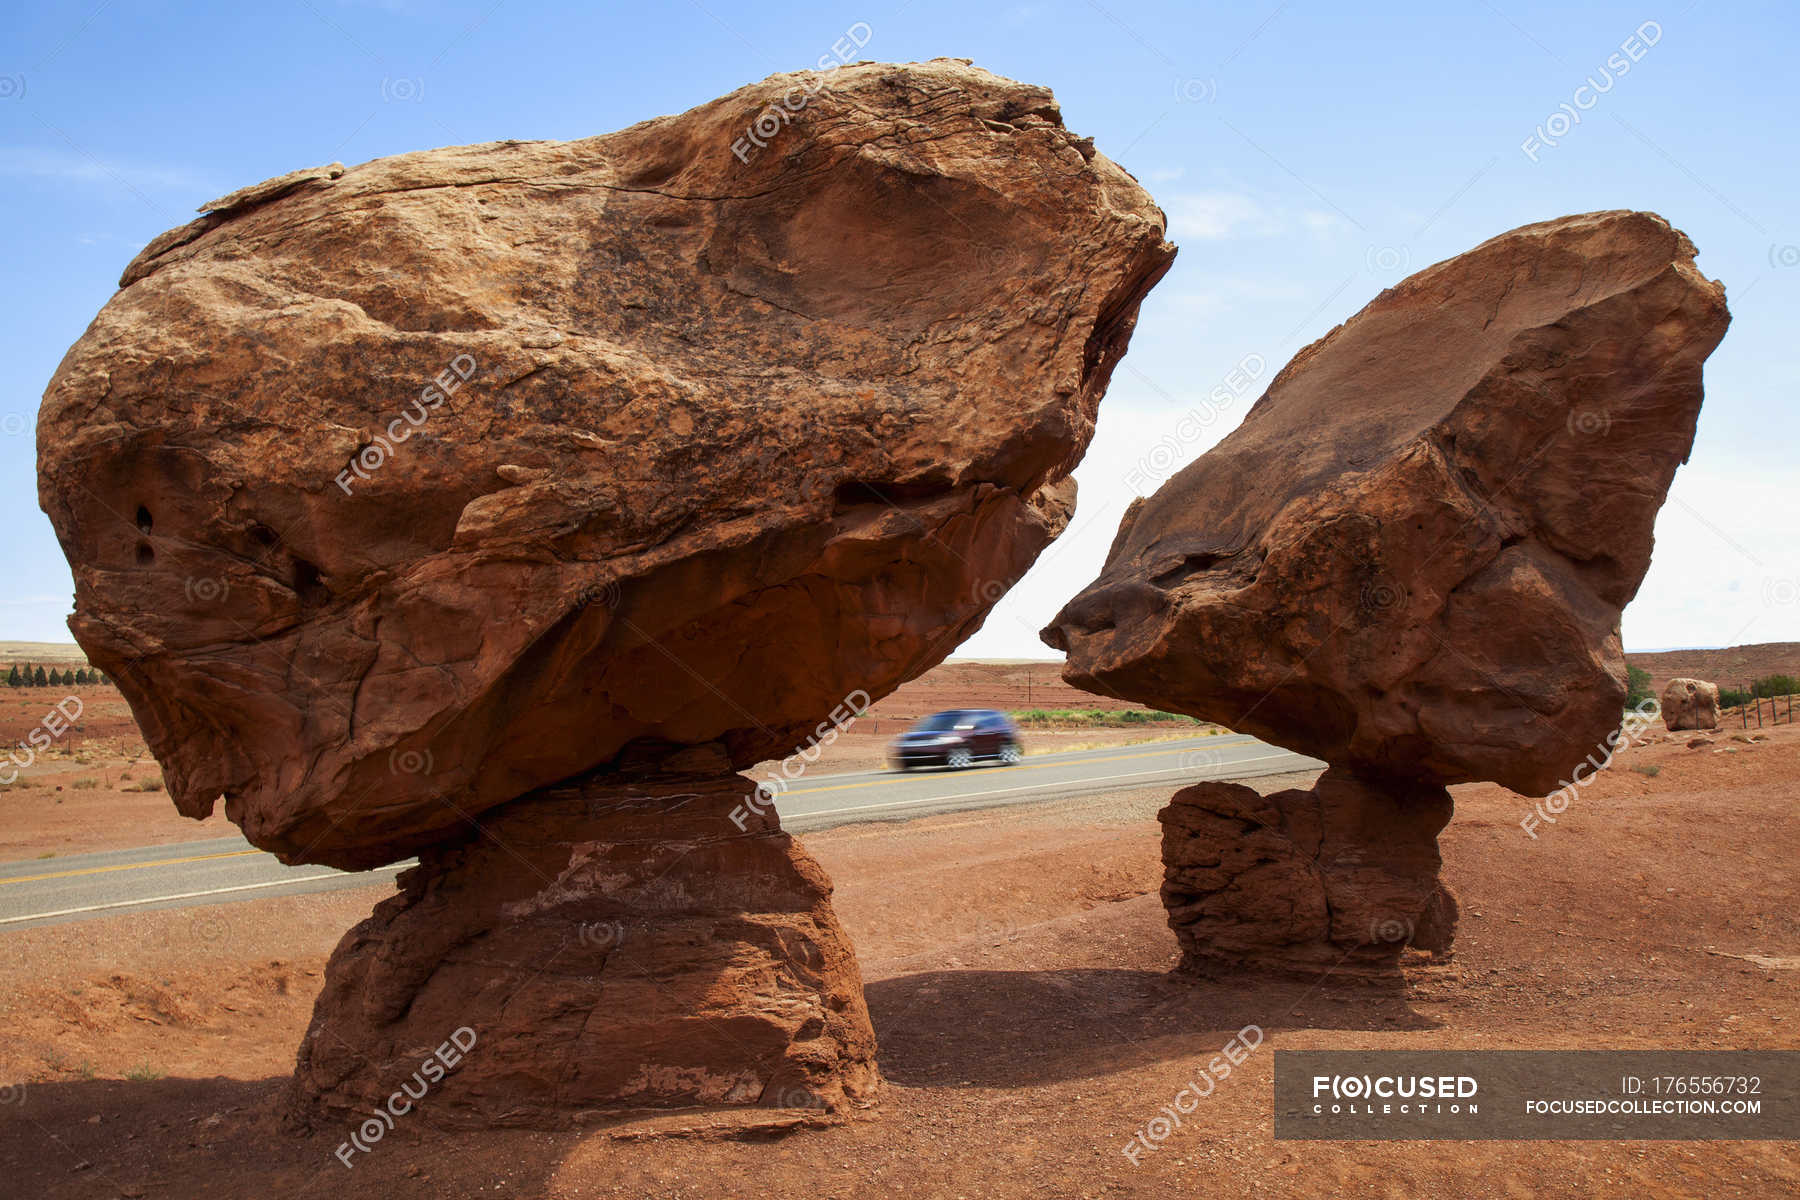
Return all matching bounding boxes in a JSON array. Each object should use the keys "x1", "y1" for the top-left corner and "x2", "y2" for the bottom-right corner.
[
  {"x1": 5, "y1": 664, "x2": 110, "y2": 687},
  {"x1": 1717, "y1": 674, "x2": 1800, "y2": 709}
]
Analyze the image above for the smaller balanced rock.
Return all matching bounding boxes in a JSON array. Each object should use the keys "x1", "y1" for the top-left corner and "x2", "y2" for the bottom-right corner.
[{"x1": 1046, "y1": 211, "x2": 1729, "y2": 975}]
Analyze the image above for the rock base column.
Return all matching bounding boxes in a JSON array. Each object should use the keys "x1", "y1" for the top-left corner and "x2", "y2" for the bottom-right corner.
[
  {"x1": 288, "y1": 769, "x2": 878, "y2": 1129},
  {"x1": 1158, "y1": 766, "x2": 1457, "y2": 976}
]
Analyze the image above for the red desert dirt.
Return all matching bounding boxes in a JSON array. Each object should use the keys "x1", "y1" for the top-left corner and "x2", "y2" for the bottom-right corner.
[{"x1": 0, "y1": 717, "x2": 1795, "y2": 1197}]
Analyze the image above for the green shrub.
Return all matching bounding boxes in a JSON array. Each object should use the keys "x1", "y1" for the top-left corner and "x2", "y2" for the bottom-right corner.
[
  {"x1": 1753, "y1": 674, "x2": 1799, "y2": 698},
  {"x1": 1624, "y1": 663, "x2": 1655, "y2": 708}
]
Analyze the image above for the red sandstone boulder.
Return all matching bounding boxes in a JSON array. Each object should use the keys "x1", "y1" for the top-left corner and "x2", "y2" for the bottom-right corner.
[
  {"x1": 1047, "y1": 211, "x2": 1727, "y2": 973},
  {"x1": 38, "y1": 60, "x2": 1174, "y2": 869},
  {"x1": 1045, "y1": 211, "x2": 1727, "y2": 798}
]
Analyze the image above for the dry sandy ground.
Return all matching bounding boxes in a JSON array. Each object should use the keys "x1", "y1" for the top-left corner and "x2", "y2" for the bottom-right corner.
[{"x1": 0, "y1": 726, "x2": 1795, "y2": 1198}]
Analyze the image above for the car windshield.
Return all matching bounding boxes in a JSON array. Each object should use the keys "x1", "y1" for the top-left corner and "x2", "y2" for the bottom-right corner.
[{"x1": 911, "y1": 711, "x2": 976, "y2": 732}]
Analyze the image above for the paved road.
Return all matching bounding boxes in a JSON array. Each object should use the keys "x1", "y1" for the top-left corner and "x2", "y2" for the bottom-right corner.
[{"x1": 0, "y1": 735, "x2": 1319, "y2": 931}]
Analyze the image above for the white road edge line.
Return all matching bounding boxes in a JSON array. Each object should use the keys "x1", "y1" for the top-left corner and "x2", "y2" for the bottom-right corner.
[
  {"x1": 788, "y1": 753, "x2": 1309, "y2": 821},
  {"x1": 0, "y1": 863, "x2": 407, "y2": 926}
]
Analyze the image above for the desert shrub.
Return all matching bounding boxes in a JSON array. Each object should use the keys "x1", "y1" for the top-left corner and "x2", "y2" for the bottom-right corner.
[
  {"x1": 1008, "y1": 708, "x2": 1198, "y2": 727},
  {"x1": 1624, "y1": 664, "x2": 1655, "y2": 708},
  {"x1": 1717, "y1": 687, "x2": 1751, "y2": 709},
  {"x1": 123, "y1": 1063, "x2": 164, "y2": 1082},
  {"x1": 1632, "y1": 764, "x2": 1662, "y2": 778},
  {"x1": 70, "y1": 777, "x2": 100, "y2": 790},
  {"x1": 1753, "y1": 674, "x2": 1799, "y2": 698},
  {"x1": 125, "y1": 776, "x2": 164, "y2": 793}
]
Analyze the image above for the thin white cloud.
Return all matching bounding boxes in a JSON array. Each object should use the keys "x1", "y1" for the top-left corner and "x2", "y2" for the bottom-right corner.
[
  {"x1": 0, "y1": 145, "x2": 219, "y2": 197},
  {"x1": 1162, "y1": 189, "x2": 1353, "y2": 242}
]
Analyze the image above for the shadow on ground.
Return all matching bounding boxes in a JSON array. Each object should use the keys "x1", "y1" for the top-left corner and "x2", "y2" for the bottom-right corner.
[{"x1": 866, "y1": 966, "x2": 1439, "y2": 1087}]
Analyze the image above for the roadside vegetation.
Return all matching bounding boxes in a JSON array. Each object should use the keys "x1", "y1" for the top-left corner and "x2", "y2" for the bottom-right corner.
[
  {"x1": 1010, "y1": 708, "x2": 1206, "y2": 727},
  {"x1": 1718, "y1": 674, "x2": 1800, "y2": 709}
]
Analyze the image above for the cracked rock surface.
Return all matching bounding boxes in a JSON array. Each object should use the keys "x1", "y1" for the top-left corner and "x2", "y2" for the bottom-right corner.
[{"x1": 1046, "y1": 211, "x2": 1728, "y2": 972}]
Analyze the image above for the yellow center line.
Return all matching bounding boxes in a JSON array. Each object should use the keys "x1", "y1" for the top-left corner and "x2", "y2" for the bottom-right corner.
[
  {"x1": 0, "y1": 848, "x2": 262, "y2": 887},
  {"x1": 781, "y1": 737, "x2": 1258, "y2": 797}
]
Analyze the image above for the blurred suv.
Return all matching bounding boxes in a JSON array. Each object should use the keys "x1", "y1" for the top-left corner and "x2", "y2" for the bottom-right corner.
[{"x1": 888, "y1": 709, "x2": 1022, "y2": 771}]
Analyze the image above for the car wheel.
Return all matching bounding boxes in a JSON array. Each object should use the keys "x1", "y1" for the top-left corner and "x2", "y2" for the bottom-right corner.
[
  {"x1": 999, "y1": 742, "x2": 1022, "y2": 765},
  {"x1": 892, "y1": 762, "x2": 910, "y2": 773},
  {"x1": 946, "y1": 748, "x2": 973, "y2": 769}
]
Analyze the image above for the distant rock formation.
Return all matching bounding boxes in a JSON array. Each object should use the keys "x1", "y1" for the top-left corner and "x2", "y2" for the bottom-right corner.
[
  {"x1": 38, "y1": 60, "x2": 1174, "y2": 1123},
  {"x1": 1046, "y1": 211, "x2": 1728, "y2": 974},
  {"x1": 1662, "y1": 678, "x2": 1721, "y2": 731}
]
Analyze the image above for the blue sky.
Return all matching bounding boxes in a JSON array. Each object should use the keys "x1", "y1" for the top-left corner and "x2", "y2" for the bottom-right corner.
[{"x1": 2, "y1": 0, "x2": 1794, "y2": 658}]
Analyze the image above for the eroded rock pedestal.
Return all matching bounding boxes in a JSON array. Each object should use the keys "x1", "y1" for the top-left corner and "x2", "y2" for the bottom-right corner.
[
  {"x1": 1046, "y1": 211, "x2": 1728, "y2": 975},
  {"x1": 1159, "y1": 769, "x2": 1457, "y2": 975},
  {"x1": 291, "y1": 769, "x2": 877, "y2": 1127}
]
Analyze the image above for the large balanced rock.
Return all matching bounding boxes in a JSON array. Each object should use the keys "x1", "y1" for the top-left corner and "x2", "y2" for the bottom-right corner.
[
  {"x1": 1046, "y1": 211, "x2": 1727, "y2": 972},
  {"x1": 38, "y1": 58, "x2": 1173, "y2": 871},
  {"x1": 38, "y1": 60, "x2": 1174, "y2": 1123},
  {"x1": 1661, "y1": 677, "x2": 1721, "y2": 731}
]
